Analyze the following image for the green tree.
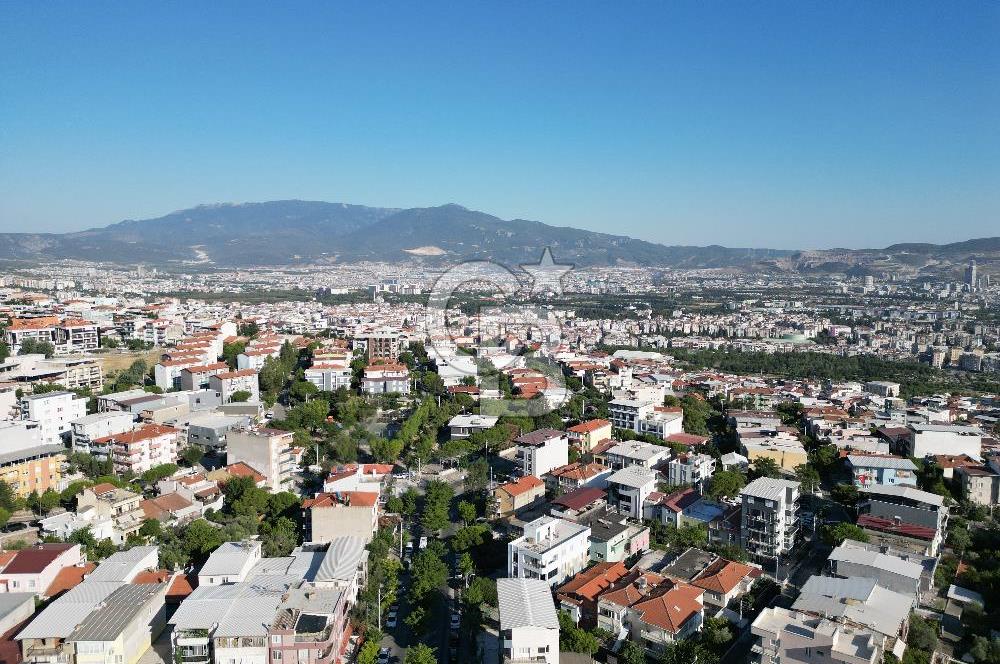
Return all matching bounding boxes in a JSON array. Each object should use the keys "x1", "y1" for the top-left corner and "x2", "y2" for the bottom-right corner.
[
  {"x1": 404, "y1": 644, "x2": 437, "y2": 664},
  {"x1": 457, "y1": 500, "x2": 477, "y2": 525},
  {"x1": 907, "y1": 614, "x2": 938, "y2": 653},
  {"x1": 794, "y1": 464, "x2": 821, "y2": 493},
  {"x1": 18, "y1": 338, "x2": 55, "y2": 358},
  {"x1": 749, "y1": 457, "x2": 781, "y2": 480},
  {"x1": 821, "y1": 522, "x2": 869, "y2": 546},
  {"x1": 707, "y1": 470, "x2": 746, "y2": 499},
  {"x1": 618, "y1": 640, "x2": 647, "y2": 664},
  {"x1": 948, "y1": 527, "x2": 972, "y2": 556},
  {"x1": 409, "y1": 549, "x2": 448, "y2": 602},
  {"x1": 139, "y1": 519, "x2": 163, "y2": 539},
  {"x1": 180, "y1": 447, "x2": 204, "y2": 467},
  {"x1": 229, "y1": 390, "x2": 252, "y2": 403},
  {"x1": 356, "y1": 640, "x2": 381, "y2": 664},
  {"x1": 830, "y1": 483, "x2": 860, "y2": 507}
]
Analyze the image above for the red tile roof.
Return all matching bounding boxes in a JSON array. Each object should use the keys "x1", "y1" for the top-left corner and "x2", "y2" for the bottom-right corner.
[
  {"x1": 551, "y1": 486, "x2": 606, "y2": 511},
  {"x1": 497, "y1": 475, "x2": 544, "y2": 497},
  {"x1": 568, "y1": 419, "x2": 611, "y2": 434},
  {"x1": 857, "y1": 514, "x2": 936, "y2": 540},
  {"x1": 44, "y1": 562, "x2": 96, "y2": 597},
  {"x1": 304, "y1": 491, "x2": 379, "y2": 509},
  {"x1": 1, "y1": 543, "x2": 76, "y2": 575}
]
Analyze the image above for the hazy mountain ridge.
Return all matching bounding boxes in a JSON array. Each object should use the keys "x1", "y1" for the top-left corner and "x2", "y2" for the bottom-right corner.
[{"x1": 0, "y1": 200, "x2": 995, "y2": 275}]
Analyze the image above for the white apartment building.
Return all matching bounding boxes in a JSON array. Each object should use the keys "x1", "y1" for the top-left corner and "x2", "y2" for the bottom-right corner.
[
  {"x1": 608, "y1": 398, "x2": 653, "y2": 431},
  {"x1": 93, "y1": 424, "x2": 182, "y2": 475},
  {"x1": 20, "y1": 391, "x2": 88, "y2": 445},
  {"x1": 666, "y1": 452, "x2": 716, "y2": 488},
  {"x1": 752, "y1": 607, "x2": 884, "y2": 664},
  {"x1": 603, "y1": 441, "x2": 671, "y2": 470},
  {"x1": 197, "y1": 540, "x2": 263, "y2": 586},
  {"x1": 70, "y1": 411, "x2": 136, "y2": 453},
  {"x1": 209, "y1": 369, "x2": 260, "y2": 403},
  {"x1": 361, "y1": 363, "x2": 410, "y2": 394},
  {"x1": 304, "y1": 361, "x2": 352, "y2": 392},
  {"x1": 507, "y1": 516, "x2": 591, "y2": 587},
  {"x1": 906, "y1": 423, "x2": 983, "y2": 459},
  {"x1": 448, "y1": 414, "x2": 500, "y2": 439},
  {"x1": 514, "y1": 429, "x2": 570, "y2": 478},
  {"x1": 607, "y1": 465, "x2": 658, "y2": 519},
  {"x1": 226, "y1": 427, "x2": 297, "y2": 491},
  {"x1": 740, "y1": 477, "x2": 801, "y2": 569},
  {"x1": 179, "y1": 362, "x2": 229, "y2": 391},
  {"x1": 498, "y1": 578, "x2": 560, "y2": 664}
]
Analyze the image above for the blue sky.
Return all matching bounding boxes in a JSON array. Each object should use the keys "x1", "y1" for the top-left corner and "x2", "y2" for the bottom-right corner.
[{"x1": 1, "y1": 2, "x2": 997, "y2": 249}]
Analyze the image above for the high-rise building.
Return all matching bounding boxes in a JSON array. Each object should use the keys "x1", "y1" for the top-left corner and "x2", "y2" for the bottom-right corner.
[{"x1": 965, "y1": 259, "x2": 978, "y2": 290}]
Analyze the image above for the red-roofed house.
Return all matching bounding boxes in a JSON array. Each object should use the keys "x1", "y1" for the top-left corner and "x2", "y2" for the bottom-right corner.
[
  {"x1": 690, "y1": 558, "x2": 759, "y2": 609},
  {"x1": 556, "y1": 561, "x2": 628, "y2": 627},
  {"x1": 0, "y1": 543, "x2": 82, "y2": 596},
  {"x1": 494, "y1": 475, "x2": 545, "y2": 516},
  {"x1": 567, "y1": 419, "x2": 613, "y2": 452}
]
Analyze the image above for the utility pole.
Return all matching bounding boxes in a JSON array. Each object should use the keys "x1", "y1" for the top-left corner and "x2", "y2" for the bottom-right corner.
[{"x1": 377, "y1": 583, "x2": 382, "y2": 630}]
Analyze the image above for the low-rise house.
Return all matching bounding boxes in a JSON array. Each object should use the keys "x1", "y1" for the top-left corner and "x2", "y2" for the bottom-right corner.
[
  {"x1": 0, "y1": 544, "x2": 84, "y2": 597},
  {"x1": 494, "y1": 475, "x2": 546, "y2": 517},
  {"x1": 548, "y1": 487, "x2": 607, "y2": 520},
  {"x1": 447, "y1": 414, "x2": 499, "y2": 439},
  {"x1": 603, "y1": 441, "x2": 671, "y2": 471},
  {"x1": 556, "y1": 561, "x2": 628, "y2": 627},
  {"x1": 575, "y1": 507, "x2": 649, "y2": 563},
  {"x1": 498, "y1": 578, "x2": 560, "y2": 664},
  {"x1": 596, "y1": 569, "x2": 705, "y2": 653},
  {"x1": 209, "y1": 369, "x2": 260, "y2": 404},
  {"x1": 321, "y1": 464, "x2": 391, "y2": 494},
  {"x1": 75, "y1": 483, "x2": 145, "y2": 544},
  {"x1": 956, "y1": 460, "x2": 1000, "y2": 506},
  {"x1": 689, "y1": 557, "x2": 759, "y2": 610},
  {"x1": 507, "y1": 516, "x2": 591, "y2": 587},
  {"x1": 544, "y1": 462, "x2": 612, "y2": 494}
]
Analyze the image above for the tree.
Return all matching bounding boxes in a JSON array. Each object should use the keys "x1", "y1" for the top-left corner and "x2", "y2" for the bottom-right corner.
[
  {"x1": 229, "y1": 390, "x2": 252, "y2": 403},
  {"x1": 409, "y1": 549, "x2": 448, "y2": 602},
  {"x1": 618, "y1": 640, "x2": 647, "y2": 664},
  {"x1": 707, "y1": 470, "x2": 745, "y2": 499},
  {"x1": 907, "y1": 614, "x2": 938, "y2": 653},
  {"x1": 371, "y1": 438, "x2": 404, "y2": 464},
  {"x1": 183, "y1": 519, "x2": 225, "y2": 560},
  {"x1": 830, "y1": 483, "x2": 860, "y2": 508},
  {"x1": 749, "y1": 457, "x2": 781, "y2": 480},
  {"x1": 180, "y1": 447, "x2": 204, "y2": 467},
  {"x1": 141, "y1": 463, "x2": 178, "y2": 485},
  {"x1": 821, "y1": 522, "x2": 869, "y2": 546},
  {"x1": 356, "y1": 640, "x2": 381, "y2": 664},
  {"x1": 139, "y1": 519, "x2": 163, "y2": 539},
  {"x1": 794, "y1": 464, "x2": 821, "y2": 493},
  {"x1": 702, "y1": 616, "x2": 733, "y2": 647},
  {"x1": 404, "y1": 644, "x2": 437, "y2": 664},
  {"x1": 558, "y1": 611, "x2": 600, "y2": 655},
  {"x1": 948, "y1": 527, "x2": 972, "y2": 556},
  {"x1": 457, "y1": 500, "x2": 477, "y2": 525},
  {"x1": 458, "y1": 552, "x2": 475, "y2": 585},
  {"x1": 18, "y1": 338, "x2": 55, "y2": 358}
]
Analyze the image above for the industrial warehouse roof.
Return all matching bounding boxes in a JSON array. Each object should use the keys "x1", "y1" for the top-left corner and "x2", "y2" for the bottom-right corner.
[
  {"x1": 497, "y1": 578, "x2": 558, "y2": 630},
  {"x1": 68, "y1": 584, "x2": 162, "y2": 642}
]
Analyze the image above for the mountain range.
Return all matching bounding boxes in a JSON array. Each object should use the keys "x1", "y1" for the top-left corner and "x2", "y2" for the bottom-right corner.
[{"x1": 0, "y1": 200, "x2": 995, "y2": 277}]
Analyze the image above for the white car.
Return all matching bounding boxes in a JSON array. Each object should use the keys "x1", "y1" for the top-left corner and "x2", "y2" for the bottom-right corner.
[{"x1": 418, "y1": 536, "x2": 428, "y2": 549}]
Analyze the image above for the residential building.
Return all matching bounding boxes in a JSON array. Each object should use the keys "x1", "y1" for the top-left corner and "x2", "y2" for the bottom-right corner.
[
  {"x1": 956, "y1": 461, "x2": 1000, "y2": 506},
  {"x1": 690, "y1": 557, "x2": 758, "y2": 610},
  {"x1": 447, "y1": 414, "x2": 499, "y2": 439},
  {"x1": 0, "y1": 436, "x2": 66, "y2": 498},
  {"x1": 740, "y1": 477, "x2": 801, "y2": 569},
  {"x1": 360, "y1": 363, "x2": 410, "y2": 394},
  {"x1": 76, "y1": 483, "x2": 145, "y2": 544},
  {"x1": 209, "y1": 369, "x2": 260, "y2": 403},
  {"x1": 179, "y1": 362, "x2": 229, "y2": 391},
  {"x1": 606, "y1": 465, "x2": 658, "y2": 519},
  {"x1": 567, "y1": 419, "x2": 612, "y2": 452},
  {"x1": 514, "y1": 429, "x2": 569, "y2": 478},
  {"x1": 846, "y1": 455, "x2": 918, "y2": 488},
  {"x1": 857, "y1": 485, "x2": 948, "y2": 537},
  {"x1": 494, "y1": 476, "x2": 546, "y2": 517},
  {"x1": 498, "y1": 578, "x2": 559, "y2": 664},
  {"x1": 226, "y1": 427, "x2": 297, "y2": 492},
  {"x1": 303, "y1": 492, "x2": 379, "y2": 545},
  {"x1": 905, "y1": 423, "x2": 983, "y2": 459},
  {"x1": 556, "y1": 561, "x2": 628, "y2": 627},
  {"x1": 740, "y1": 430, "x2": 808, "y2": 472},
  {"x1": 0, "y1": 543, "x2": 84, "y2": 597},
  {"x1": 361, "y1": 331, "x2": 401, "y2": 363},
  {"x1": 93, "y1": 424, "x2": 181, "y2": 475},
  {"x1": 752, "y1": 607, "x2": 885, "y2": 664},
  {"x1": 603, "y1": 441, "x2": 671, "y2": 471},
  {"x1": 507, "y1": 516, "x2": 591, "y2": 587},
  {"x1": 544, "y1": 462, "x2": 612, "y2": 494},
  {"x1": 304, "y1": 361, "x2": 352, "y2": 392},
  {"x1": 856, "y1": 514, "x2": 941, "y2": 557},
  {"x1": 576, "y1": 507, "x2": 650, "y2": 563},
  {"x1": 20, "y1": 391, "x2": 87, "y2": 444},
  {"x1": 70, "y1": 411, "x2": 135, "y2": 454},
  {"x1": 198, "y1": 541, "x2": 263, "y2": 586},
  {"x1": 268, "y1": 586, "x2": 349, "y2": 664},
  {"x1": 826, "y1": 541, "x2": 924, "y2": 597},
  {"x1": 665, "y1": 452, "x2": 716, "y2": 489}
]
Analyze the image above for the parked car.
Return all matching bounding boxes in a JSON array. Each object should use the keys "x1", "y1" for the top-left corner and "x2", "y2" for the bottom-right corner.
[
  {"x1": 377, "y1": 647, "x2": 390, "y2": 664},
  {"x1": 450, "y1": 612, "x2": 461, "y2": 631},
  {"x1": 418, "y1": 536, "x2": 428, "y2": 549},
  {"x1": 386, "y1": 606, "x2": 398, "y2": 628}
]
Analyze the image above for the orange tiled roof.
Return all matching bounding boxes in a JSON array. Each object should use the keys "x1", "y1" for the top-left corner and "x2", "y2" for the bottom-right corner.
[
  {"x1": 497, "y1": 475, "x2": 544, "y2": 497},
  {"x1": 568, "y1": 419, "x2": 611, "y2": 434}
]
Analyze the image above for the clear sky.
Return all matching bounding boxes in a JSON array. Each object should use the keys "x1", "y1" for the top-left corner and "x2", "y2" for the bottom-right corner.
[{"x1": 1, "y1": 2, "x2": 997, "y2": 249}]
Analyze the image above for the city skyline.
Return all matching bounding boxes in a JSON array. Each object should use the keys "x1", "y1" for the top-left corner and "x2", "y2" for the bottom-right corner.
[{"x1": 1, "y1": 2, "x2": 997, "y2": 249}]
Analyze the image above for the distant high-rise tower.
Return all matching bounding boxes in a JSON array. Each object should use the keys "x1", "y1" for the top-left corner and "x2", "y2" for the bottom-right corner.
[{"x1": 965, "y1": 259, "x2": 978, "y2": 290}]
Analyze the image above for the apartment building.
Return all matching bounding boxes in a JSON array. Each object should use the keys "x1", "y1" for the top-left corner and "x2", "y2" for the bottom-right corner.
[
  {"x1": 507, "y1": 516, "x2": 591, "y2": 587},
  {"x1": 665, "y1": 452, "x2": 716, "y2": 488},
  {"x1": 514, "y1": 429, "x2": 569, "y2": 478},
  {"x1": 209, "y1": 369, "x2": 260, "y2": 403},
  {"x1": 303, "y1": 491, "x2": 379, "y2": 544},
  {"x1": 606, "y1": 466, "x2": 658, "y2": 519},
  {"x1": 905, "y1": 423, "x2": 983, "y2": 458},
  {"x1": 498, "y1": 578, "x2": 560, "y2": 664},
  {"x1": 752, "y1": 607, "x2": 884, "y2": 664},
  {"x1": 304, "y1": 361, "x2": 352, "y2": 392},
  {"x1": 198, "y1": 541, "x2": 263, "y2": 586},
  {"x1": 227, "y1": 428, "x2": 297, "y2": 492},
  {"x1": 740, "y1": 477, "x2": 801, "y2": 569},
  {"x1": 76, "y1": 483, "x2": 145, "y2": 544},
  {"x1": 360, "y1": 330, "x2": 401, "y2": 363},
  {"x1": 846, "y1": 455, "x2": 918, "y2": 489},
  {"x1": 0, "y1": 354, "x2": 103, "y2": 391},
  {"x1": 4, "y1": 317, "x2": 100, "y2": 355},
  {"x1": 360, "y1": 363, "x2": 410, "y2": 394},
  {"x1": 608, "y1": 398, "x2": 653, "y2": 432},
  {"x1": 0, "y1": 543, "x2": 83, "y2": 596},
  {"x1": 0, "y1": 431, "x2": 65, "y2": 498},
  {"x1": 740, "y1": 430, "x2": 808, "y2": 473},
  {"x1": 93, "y1": 424, "x2": 182, "y2": 475},
  {"x1": 20, "y1": 390, "x2": 88, "y2": 444},
  {"x1": 179, "y1": 362, "x2": 229, "y2": 391},
  {"x1": 956, "y1": 462, "x2": 1000, "y2": 506},
  {"x1": 544, "y1": 462, "x2": 612, "y2": 493},
  {"x1": 567, "y1": 419, "x2": 612, "y2": 452},
  {"x1": 70, "y1": 411, "x2": 136, "y2": 454}
]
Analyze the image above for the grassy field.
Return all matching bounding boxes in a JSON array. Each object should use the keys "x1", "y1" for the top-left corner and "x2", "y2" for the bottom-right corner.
[{"x1": 90, "y1": 347, "x2": 164, "y2": 374}]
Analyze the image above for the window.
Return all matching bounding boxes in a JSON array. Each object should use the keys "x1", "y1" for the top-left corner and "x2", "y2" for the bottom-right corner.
[{"x1": 272, "y1": 652, "x2": 281, "y2": 660}]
